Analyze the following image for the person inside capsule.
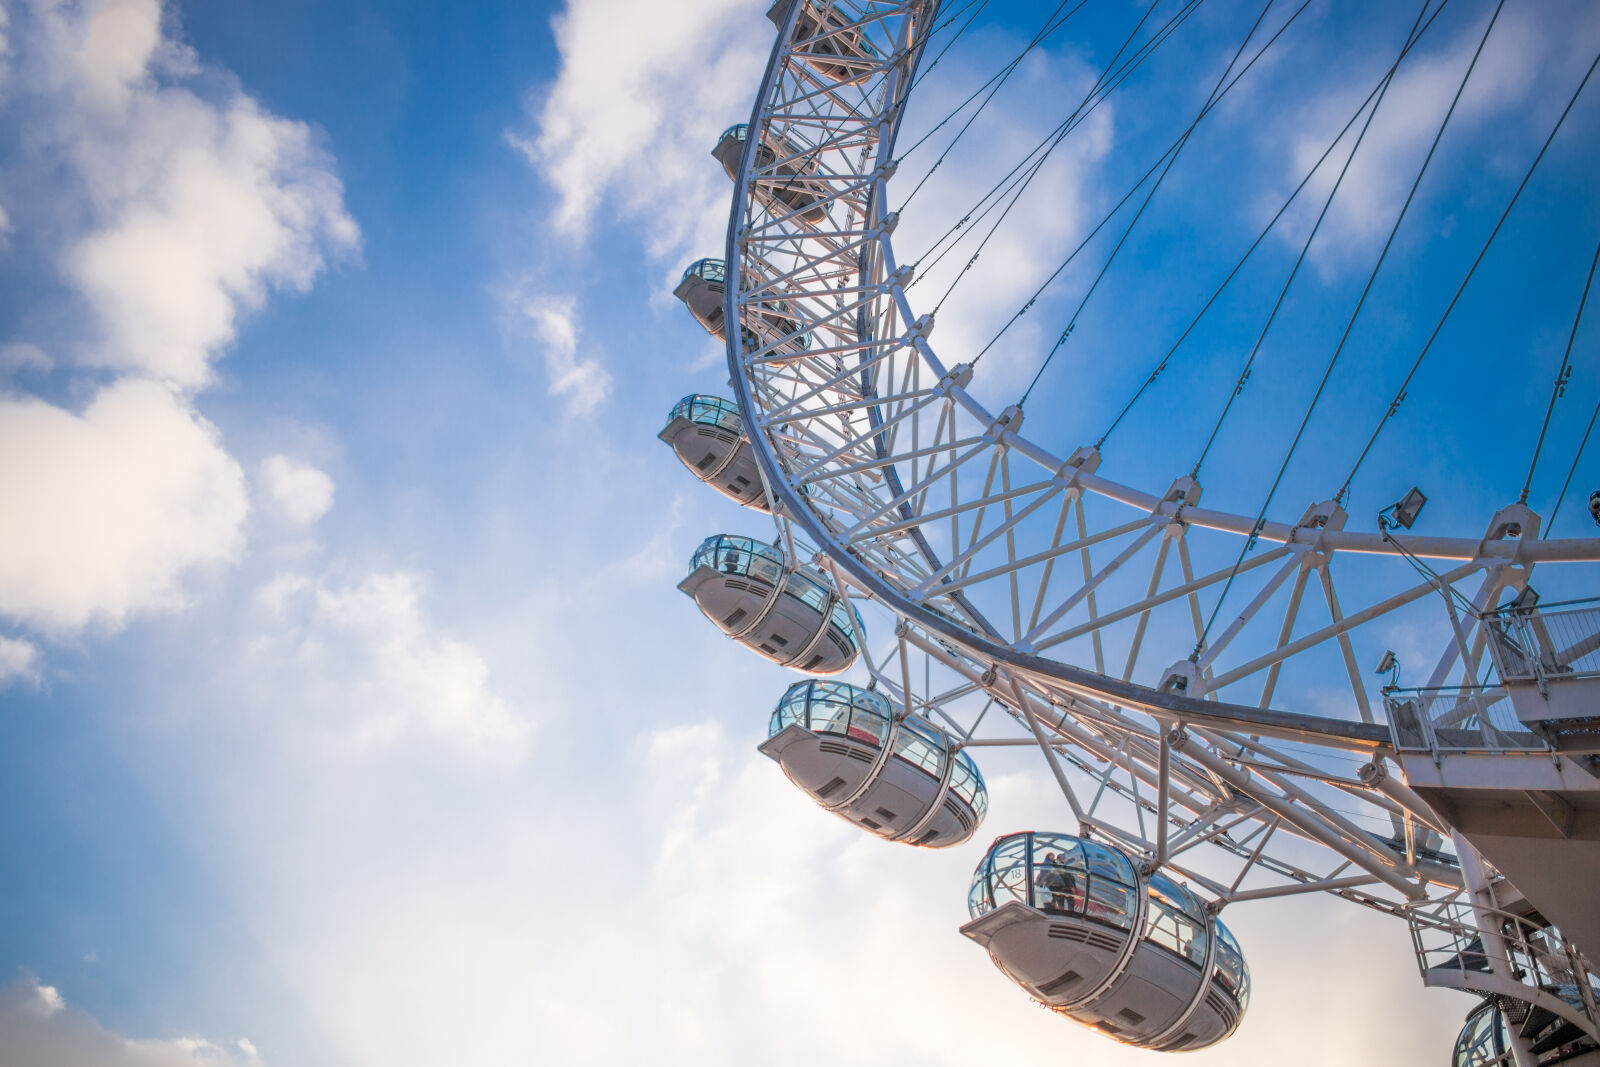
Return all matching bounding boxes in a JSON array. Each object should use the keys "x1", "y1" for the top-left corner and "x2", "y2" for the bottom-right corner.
[{"x1": 1036, "y1": 852, "x2": 1079, "y2": 914}]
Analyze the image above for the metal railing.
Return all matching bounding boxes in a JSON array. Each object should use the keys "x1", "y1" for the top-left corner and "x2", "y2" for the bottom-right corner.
[
  {"x1": 1385, "y1": 687, "x2": 1545, "y2": 754},
  {"x1": 1409, "y1": 897, "x2": 1600, "y2": 1040},
  {"x1": 1485, "y1": 598, "x2": 1600, "y2": 687},
  {"x1": 1386, "y1": 596, "x2": 1600, "y2": 754}
]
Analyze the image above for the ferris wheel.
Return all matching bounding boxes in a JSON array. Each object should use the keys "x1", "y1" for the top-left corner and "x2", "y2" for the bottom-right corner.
[{"x1": 658, "y1": 1, "x2": 1600, "y2": 1061}]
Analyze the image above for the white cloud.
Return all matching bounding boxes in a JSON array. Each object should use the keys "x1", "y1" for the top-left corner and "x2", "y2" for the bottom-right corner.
[
  {"x1": 514, "y1": 292, "x2": 612, "y2": 417},
  {"x1": 2, "y1": 0, "x2": 359, "y2": 388},
  {"x1": 259, "y1": 454, "x2": 334, "y2": 527},
  {"x1": 251, "y1": 569, "x2": 529, "y2": 756},
  {"x1": 0, "y1": 0, "x2": 357, "y2": 641},
  {"x1": 894, "y1": 44, "x2": 1116, "y2": 399},
  {"x1": 0, "y1": 977, "x2": 263, "y2": 1065},
  {"x1": 0, "y1": 635, "x2": 41, "y2": 687},
  {"x1": 0, "y1": 341, "x2": 52, "y2": 374},
  {"x1": 515, "y1": 0, "x2": 767, "y2": 253},
  {"x1": 0, "y1": 379, "x2": 247, "y2": 633},
  {"x1": 29, "y1": 981, "x2": 63, "y2": 1016},
  {"x1": 1274, "y1": 4, "x2": 1596, "y2": 270}
]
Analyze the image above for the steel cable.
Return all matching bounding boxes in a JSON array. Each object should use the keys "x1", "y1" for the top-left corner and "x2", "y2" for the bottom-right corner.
[
  {"x1": 1338, "y1": 45, "x2": 1600, "y2": 501},
  {"x1": 1017, "y1": 0, "x2": 1282, "y2": 406},
  {"x1": 1520, "y1": 233, "x2": 1599, "y2": 505},
  {"x1": 1190, "y1": 0, "x2": 1437, "y2": 657}
]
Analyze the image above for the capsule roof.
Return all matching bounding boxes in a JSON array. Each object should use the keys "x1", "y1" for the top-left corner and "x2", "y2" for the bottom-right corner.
[
  {"x1": 667, "y1": 394, "x2": 743, "y2": 434},
  {"x1": 689, "y1": 533, "x2": 784, "y2": 575},
  {"x1": 681, "y1": 257, "x2": 726, "y2": 287}
]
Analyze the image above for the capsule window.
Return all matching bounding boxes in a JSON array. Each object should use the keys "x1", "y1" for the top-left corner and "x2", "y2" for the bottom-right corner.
[
  {"x1": 1214, "y1": 923, "x2": 1250, "y2": 1011},
  {"x1": 1085, "y1": 879, "x2": 1137, "y2": 931},
  {"x1": 985, "y1": 835, "x2": 1033, "y2": 910},
  {"x1": 891, "y1": 724, "x2": 943, "y2": 778},
  {"x1": 1145, "y1": 872, "x2": 1207, "y2": 963}
]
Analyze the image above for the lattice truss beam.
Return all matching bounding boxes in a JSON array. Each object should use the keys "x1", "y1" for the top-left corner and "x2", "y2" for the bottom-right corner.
[{"x1": 726, "y1": 0, "x2": 1600, "y2": 958}]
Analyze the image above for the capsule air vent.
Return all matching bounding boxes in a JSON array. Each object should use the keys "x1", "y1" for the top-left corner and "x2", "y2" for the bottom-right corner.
[
  {"x1": 913, "y1": 829, "x2": 941, "y2": 846},
  {"x1": 1086, "y1": 929, "x2": 1122, "y2": 952},
  {"x1": 943, "y1": 796, "x2": 973, "y2": 830},
  {"x1": 1206, "y1": 988, "x2": 1236, "y2": 1025},
  {"x1": 696, "y1": 452, "x2": 717, "y2": 470},
  {"x1": 874, "y1": 807, "x2": 897, "y2": 822},
  {"x1": 859, "y1": 817, "x2": 882, "y2": 830},
  {"x1": 1036, "y1": 970, "x2": 1081, "y2": 996},
  {"x1": 815, "y1": 776, "x2": 847, "y2": 799},
  {"x1": 1117, "y1": 1008, "x2": 1146, "y2": 1026},
  {"x1": 722, "y1": 608, "x2": 749, "y2": 627},
  {"x1": 802, "y1": 654, "x2": 824, "y2": 671}
]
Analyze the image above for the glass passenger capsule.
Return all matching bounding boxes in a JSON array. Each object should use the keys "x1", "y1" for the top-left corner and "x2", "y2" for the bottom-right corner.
[
  {"x1": 767, "y1": 0, "x2": 880, "y2": 86},
  {"x1": 711, "y1": 124, "x2": 830, "y2": 226},
  {"x1": 678, "y1": 534, "x2": 861, "y2": 674},
  {"x1": 962, "y1": 832, "x2": 1250, "y2": 1052},
  {"x1": 672, "y1": 258, "x2": 811, "y2": 360},
  {"x1": 758, "y1": 680, "x2": 987, "y2": 847},
  {"x1": 658, "y1": 395, "x2": 768, "y2": 510},
  {"x1": 1453, "y1": 1000, "x2": 1516, "y2": 1066}
]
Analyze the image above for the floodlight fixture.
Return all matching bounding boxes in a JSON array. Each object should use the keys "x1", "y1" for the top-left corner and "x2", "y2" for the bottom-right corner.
[
  {"x1": 1374, "y1": 650, "x2": 1400, "y2": 688},
  {"x1": 1382, "y1": 487, "x2": 1427, "y2": 531}
]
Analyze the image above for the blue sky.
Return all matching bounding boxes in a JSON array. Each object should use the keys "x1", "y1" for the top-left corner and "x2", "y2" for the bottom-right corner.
[{"x1": 0, "y1": 0, "x2": 1596, "y2": 1063}]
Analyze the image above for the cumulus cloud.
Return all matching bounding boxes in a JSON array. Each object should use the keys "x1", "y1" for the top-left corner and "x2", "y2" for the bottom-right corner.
[
  {"x1": 894, "y1": 44, "x2": 1117, "y2": 397},
  {"x1": 0, "y1": 342, "x2": 52, "y2": 374},
  {"x1": 506, "y1": 0, "x2": 772, "y2": 415},
  {"x1": 258, "y1": 455, "x2": 334, "y2": 527},
  {"x1": 0, "y1": 977, "x2": 263, "y2": 1065},
  {"x1": 0, "y1": 0, "x2": 356, "y2": 640},
  {"x1": 0, "y1": 380, "x2": 247, "y2": 632},
  {"x1": 513, "y1": 0, "x2": 767, "y2": 258},
  {"x1": 514, "y1": 292, "x2": 612, "y2": 417},
  {"x1": 1274, "y1": 3, "x2": 1599, "y2": 269},
  {"x1": 252, "y1": 569, "x2": 529, "y2": 756},
  {"x1": 11, "y1": 0, "x2": 359, "y2": 388},
  {"x1": 0, "y1": 635, "x2": 42, "y2": 687}
]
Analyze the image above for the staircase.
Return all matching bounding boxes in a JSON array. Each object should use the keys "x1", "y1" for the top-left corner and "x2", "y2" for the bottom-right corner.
[{"x1": 1410, "y1": 897, "x2": 1599, "y2": 1064}]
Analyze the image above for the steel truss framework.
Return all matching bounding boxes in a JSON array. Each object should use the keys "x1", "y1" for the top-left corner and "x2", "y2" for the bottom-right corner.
[{"x1": 712, "y1": 0, "x2": 1600, "y2": 1050}]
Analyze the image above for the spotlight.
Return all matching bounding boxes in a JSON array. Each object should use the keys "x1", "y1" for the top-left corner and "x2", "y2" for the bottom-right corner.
[
  {"x1": 1381, "y1": 487, "x2": 1427, "y2": 530},
  {"x1": 1374, "y1": 650, "x2": 1400, "y2": 688}
]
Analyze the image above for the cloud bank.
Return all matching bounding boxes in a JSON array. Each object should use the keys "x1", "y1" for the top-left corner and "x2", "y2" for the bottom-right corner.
[
  {"x1": 0, "y1": 0, "x2": 357, "y2": 637},
  {"x1": 0, "y1": 977, "x2": 263, "y2": 1066}
]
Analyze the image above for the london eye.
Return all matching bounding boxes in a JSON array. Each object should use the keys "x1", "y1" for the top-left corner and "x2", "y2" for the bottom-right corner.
[{"x1": 661, "y1": 2, "x2": 1600, "y2": 1061}]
